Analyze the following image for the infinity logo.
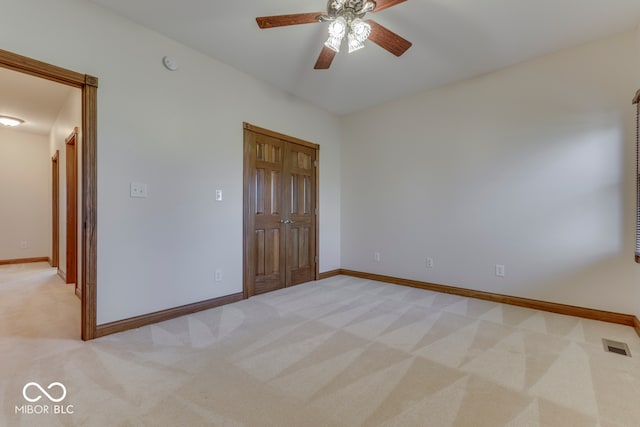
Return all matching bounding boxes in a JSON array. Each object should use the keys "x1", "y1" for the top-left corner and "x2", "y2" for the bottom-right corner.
[{"x1": 22, "y1": 382, "x2": 67, "y2": 403}]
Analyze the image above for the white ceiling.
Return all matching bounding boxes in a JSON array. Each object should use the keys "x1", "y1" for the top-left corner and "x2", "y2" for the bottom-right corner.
[
  {"x1": 88, "y1": 1, "x2": 639, "y2": 115},
  {"x1": 0, "y1": 67, "x2": 72, "y2": 135}
]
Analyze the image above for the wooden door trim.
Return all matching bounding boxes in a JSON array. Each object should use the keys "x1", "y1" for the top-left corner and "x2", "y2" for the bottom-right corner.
[
  {"x1": 243, "y1": 123, "x2": 320, "y2": 298},
  {"x1": 65, "y1": 127, "x2": 78, "y2": 144},
  {"x1": 242, "y1": 129, "x2": 256, "y2": 299},
  {"x1": 51, "y1": 151, "x2": 59, "y2": 268},
  {"x1": 243, "y1": 123, "x2": 319, "y2": 150},
  {"x1": 0, "y1": 49, "x2": 99, "y2": 341},
  {"x1": 65, "y1": 128, "x2": 78, "y2": 287},
  {"x1": 314, "y1": 149, "x2": 320, "y2": 280}
]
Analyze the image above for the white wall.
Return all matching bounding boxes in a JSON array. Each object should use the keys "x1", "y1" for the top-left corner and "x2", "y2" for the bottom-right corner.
[
  {"x1": 49, "y1": 88, "x2": 82, "y2": 278},
  {"x1": 0, "y1": 0, "x2": 342, "y2": 324},
  {"x1": 342, "y1": 30, "x2": 640, "y2": 317},
  {"x1": 0, "y1": 127, "x2": 50, "y2": 260}
]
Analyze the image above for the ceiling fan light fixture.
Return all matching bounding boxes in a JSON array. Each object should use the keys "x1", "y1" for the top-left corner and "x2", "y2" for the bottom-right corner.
[
  {"x1": 361, "y1": 1, "x2": 376, "y2": 13},
  {"x1": 325, "y1": 16, "x2": 347, "y2": 52},
  {"x1": 347, "y1": 18, "x2": 370, "y2": 53},
  {"x1": 328, "y1": 16, "x2": 347, "y2": 38},
  {"x1": 347, "y1": 35, "x2": 365, "y2": 53},
  {"x1": 329, "y1": 0, "x2": 346, "y2": 16},
  {"x1": 0, "y1": 116, "x2": 24, "y2": 127},
  {"x1": 350, "y1": 18, "x2": 371, "y2": 42},
  {"x1": 256, "y1": 0, "x2": 412, "y2": 69},
  {"x1": 325, "y1": 36, "x2": 343, "y2": 52}
]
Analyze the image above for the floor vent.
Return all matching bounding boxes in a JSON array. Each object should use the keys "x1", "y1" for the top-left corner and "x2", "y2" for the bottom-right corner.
[{"x1": 602, "y1": 339, "x2": 631, "y2": 357}]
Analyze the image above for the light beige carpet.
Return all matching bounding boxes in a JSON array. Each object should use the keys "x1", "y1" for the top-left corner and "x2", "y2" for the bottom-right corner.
[{"x1": 1, "y1": 262, "x2": 640, "y2": 426}]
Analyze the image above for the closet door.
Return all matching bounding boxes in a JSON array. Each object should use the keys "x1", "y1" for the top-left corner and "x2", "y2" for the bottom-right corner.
[
  {"x1": 244, "y1": 125, "x2": 318, "y2": 297},
  {"x1": 284, "y1": 143, "x2": 316, "y2": 287},
  {"x1": 248, "y1": 132, "x2": 286, "y2": 295}
]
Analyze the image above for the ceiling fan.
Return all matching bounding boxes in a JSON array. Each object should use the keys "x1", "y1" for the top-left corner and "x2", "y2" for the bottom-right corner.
[{"x1": 256, "y1": 0, "x2": 412, "y2": 69}]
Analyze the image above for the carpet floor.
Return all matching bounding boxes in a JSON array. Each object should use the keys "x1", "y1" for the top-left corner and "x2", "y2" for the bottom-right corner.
[{"x1": 1, "y1": 262, "x2": 640, "y2": 426}]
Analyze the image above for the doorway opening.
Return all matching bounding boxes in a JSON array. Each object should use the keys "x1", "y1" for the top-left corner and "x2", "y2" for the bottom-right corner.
[
  {"x1": 243, "y1": 122, "x2": 320, "y2": 298},
  {"x1": 0, "y1": 48, "x2": 98, "y2": 340}
]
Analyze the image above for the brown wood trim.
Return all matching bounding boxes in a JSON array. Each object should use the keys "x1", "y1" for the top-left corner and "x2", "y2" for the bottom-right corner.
[
  {"x1": 314, "y1": 154, "x2": 320, "y2": 280},
  {"x1": 339, "y1": 270, "x2": 637, "y2": 327},
  {"x1": 65, "y1": 127, "x2": 78, "y2": 144},
  {"x1": 319, "y1": 269, "x2": 341, "y2": 280},
  {"x1": 81, "y1": 81, "x2": 98, "y2": 340},
  {"x1": 243, "y1": 122, "x2": 319, "y2": 150},
  {"x1": 242, "y1": 129, "x2": 254, "y2": 300},
  {"x1": 94, "y1": 292, "x2": 245, "y2": 338},
  {"x1": 0, "y1": 48, "x2": 86, "y2": 87},
  {"x1": 633, "y1": 316, "x2": 640, "y2": 338},
  {"x1": 0, "y1": 257, "x2": 49, "y2": 266},
  {"x1": 51, "y1": 150, "x2": 59, "y2": 268},
  {"x1": 65, "y1": 129, "x2": 78, "y2": 285}
]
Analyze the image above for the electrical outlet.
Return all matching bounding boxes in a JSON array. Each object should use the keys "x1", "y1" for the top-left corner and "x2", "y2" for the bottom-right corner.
[
  {"x1": 374, "y1": 252, "x2": 381, "y2": 262},
  {"x1": 215, "y1": 190, "x2": 222, "y2": 201},
  {"x1": 19, "y1": 241, "x2": 28, "y2": 249},
  {"x1": 495, "y1": 264, "x2": 505, "y2": 277},
  {"x1": 130, "y1": 182, "x2": 148, "y2": 198},
  {"x1": 426, "y1": 257, "x2": 434, "y2": 268},
  {"x1": 215, "y1": 269, "x2": 223, "y2": 282}
]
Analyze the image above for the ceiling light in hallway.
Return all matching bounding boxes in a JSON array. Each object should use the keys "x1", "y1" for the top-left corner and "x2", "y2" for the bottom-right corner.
[{"x1": 0, "y1": 115, "x2": 24, "y2": 127}]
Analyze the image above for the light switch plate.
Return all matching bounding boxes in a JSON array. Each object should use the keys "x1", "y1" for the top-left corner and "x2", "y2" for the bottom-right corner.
[{"x1": 215, "y1": 190, "x2": 222, "y2": 201}]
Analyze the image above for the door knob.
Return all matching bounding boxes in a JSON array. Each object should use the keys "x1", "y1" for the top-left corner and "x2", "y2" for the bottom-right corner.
[
  {"x1": 289, "y1": 220, "x2": 296, "y2": 224},
  {"x1": 280, "y1": 219, "x2": 288, "y2": 224}
]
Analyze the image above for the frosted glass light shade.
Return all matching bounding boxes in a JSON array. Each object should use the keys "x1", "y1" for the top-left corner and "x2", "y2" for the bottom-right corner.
[
  {"x1": 325, "y1": 36, "x2": 343, "y2": 52},
  {"x1": 0, "y1": 116, "x2": 24, "y2": 127},
  {"x1": 347, "y1": 18, "x2": 371, "y2": 53},
  {"x1": 350, "y1": 18, "x2": 371, "y2": 42},
  {"x1": 325, "y1": 16, "x2": 347, "y2": 52},
  {"x1": 348, "y1": 35, "x2": 365, "y2": 53},
  {"x1": 328, "y1": 16, "x2": 347, "y2": 38}
]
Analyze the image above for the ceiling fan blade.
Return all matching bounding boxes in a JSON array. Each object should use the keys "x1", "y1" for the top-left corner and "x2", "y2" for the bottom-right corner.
[
  {"x1": 367, "y1": 19, "x2": 412, "y2": 56},
  {"x1": 314, "y1": 46, "x2": 337, "y2": 69},
  {"x1": 256, "y1": 12, "x2": 323, "y2": 29},
  {"x1": 373, "y1": 0, "x2": 408, "y2": 13}
]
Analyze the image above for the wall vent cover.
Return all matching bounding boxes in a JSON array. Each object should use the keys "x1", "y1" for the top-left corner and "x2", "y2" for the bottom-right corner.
[{"x1": 602, "y1": 338, "x2": 631, "y2": 357}]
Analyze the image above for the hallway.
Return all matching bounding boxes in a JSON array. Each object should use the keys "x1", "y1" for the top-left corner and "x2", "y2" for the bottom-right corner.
[{"x1": 0, "y1": 262, "x2": 81, "y2": 377}]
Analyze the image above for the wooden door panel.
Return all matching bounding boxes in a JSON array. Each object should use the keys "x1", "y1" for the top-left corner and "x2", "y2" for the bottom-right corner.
[
  {"x1": 244, "y1": 124, "x2": 317, "y2": 297},
  {"x1": 286, "y1": 144, "x2": 316, "y2": 287},
  {"x1": 288, "y1": 223, "x2": 313, "y2": 285},
  {"x1": 254, "y1": 228, "x2": 283, "y2": 294},
  {"x1": 251, "y1": 134, "x2": 286, "y2": 295}
]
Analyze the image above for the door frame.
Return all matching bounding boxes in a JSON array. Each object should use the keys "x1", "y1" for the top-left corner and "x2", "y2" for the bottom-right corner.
[
  {"x1": 0, "y1": 49, "x2": 99, "y2": 340},
  {"x1": 242, "y1": 122, "x2": 320, "y2": 298},
  {"x1": 65, "y1": 128, "x2": 78, "y2": 290},
  {"x1": 51, "y1": 150, "x2": 59, "y2": 269}
]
